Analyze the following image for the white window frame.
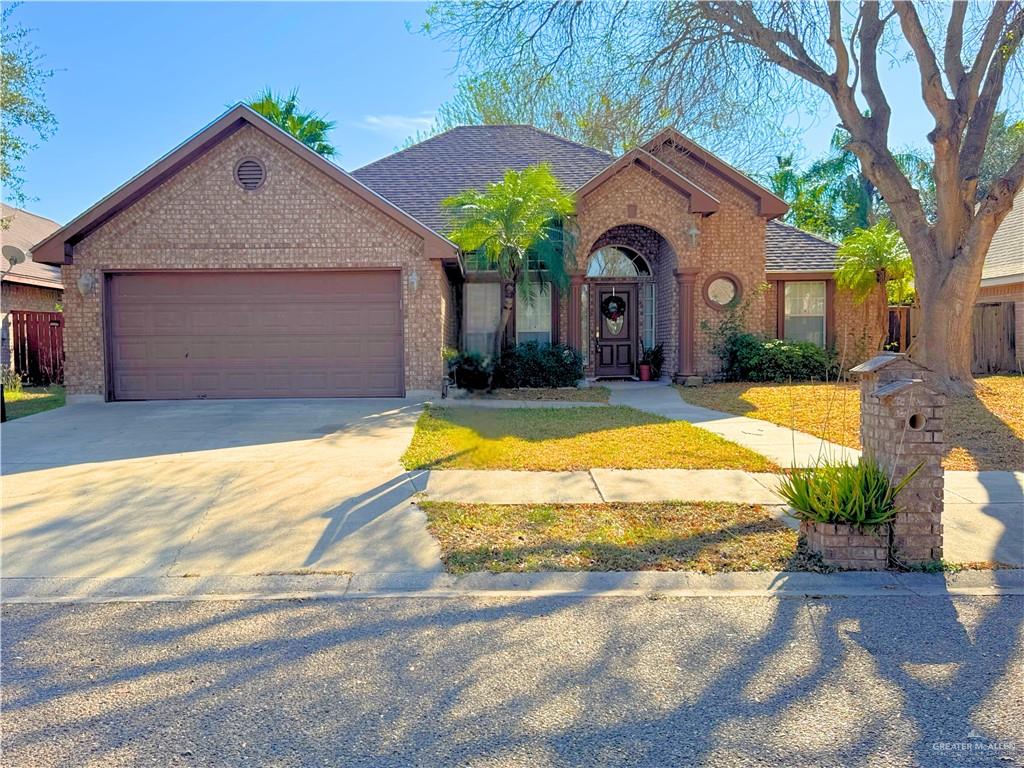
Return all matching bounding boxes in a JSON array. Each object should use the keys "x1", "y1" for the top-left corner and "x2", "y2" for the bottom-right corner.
[
  {"x1": 516, "y1": 284, "x2": 552, "y2": 345},
  {"x1": 464, "y1": 282, "x2": 501, "y2": 356},
  {"x1": 642, "y1": 282, "x2": 656, "y2": 351},
  {"x1": 783, "y1": 281, "x2": 827, "y2": 347}
]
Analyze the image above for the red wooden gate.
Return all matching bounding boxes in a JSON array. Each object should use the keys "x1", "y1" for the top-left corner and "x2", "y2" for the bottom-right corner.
[{"x1": 11, "y1": 311, "x2": 64, "y2": 384}]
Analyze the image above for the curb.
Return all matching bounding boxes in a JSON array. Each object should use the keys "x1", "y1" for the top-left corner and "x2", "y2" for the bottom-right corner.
[{"x1": 3, "y1": 569, "x2": 1022, "y2": 605}]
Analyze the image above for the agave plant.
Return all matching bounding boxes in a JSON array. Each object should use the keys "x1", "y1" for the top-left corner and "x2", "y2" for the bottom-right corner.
[{"x1": 778, "y1": 457, "x2": 922, "y2": 530}]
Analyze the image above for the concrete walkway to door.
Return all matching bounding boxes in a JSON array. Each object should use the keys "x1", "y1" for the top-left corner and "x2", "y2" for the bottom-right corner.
[
  {"x1": 1, "y1": 398, "x2": 443, "y2": 579},
  {"x1": 606, "y1": 380, "x2": 860, "y2": 468}
]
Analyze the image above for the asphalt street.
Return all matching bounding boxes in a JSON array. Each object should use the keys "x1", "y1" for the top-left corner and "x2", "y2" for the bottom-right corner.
[{"x1": 2, "y1": 594, "x2": 1022, "y2": 767}]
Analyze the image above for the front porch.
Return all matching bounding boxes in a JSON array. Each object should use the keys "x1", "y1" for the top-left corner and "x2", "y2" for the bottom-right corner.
[{"x1": 563, "y1": 223, "x2": 705, "y2": 382}]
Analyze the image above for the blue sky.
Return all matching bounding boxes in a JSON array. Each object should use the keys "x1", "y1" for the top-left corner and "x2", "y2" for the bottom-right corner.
[{"x1": 12, "y1": 1, "x2": 935, "y2": 225}]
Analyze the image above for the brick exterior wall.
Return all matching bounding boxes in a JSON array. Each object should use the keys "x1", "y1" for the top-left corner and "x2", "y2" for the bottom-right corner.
[
  {"x1": 857, "y1": 355, "x2": 945, "y2": 565},
  {"x1": 647, "y1": 142, "x2": 769, "y2": 375},
  {"x1": 764, "y1": 278, "x2": 883, "y2": 371},
  {"x1": 1, "y1": 282, "x2": 63, "y2": 368},
  {"x1": 62, "y1": 125, "x2": 446, "y2": 397},
  {"x1": 801, "y1": 521, "x2": 889, "y2": 570}
]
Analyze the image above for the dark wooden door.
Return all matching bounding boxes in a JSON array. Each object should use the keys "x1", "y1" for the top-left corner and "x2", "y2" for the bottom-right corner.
[
  {"x1": 107, "y1": 271, "x2": 404, "y2": 400},
  {"x1": 593, "y1": 284, "x2": 636, "y2": 377}
]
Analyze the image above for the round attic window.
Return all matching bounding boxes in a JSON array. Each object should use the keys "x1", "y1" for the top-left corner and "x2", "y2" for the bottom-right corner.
[
  {"x1": 234, "y1": 158, "x2": 266, "y2": 191},
  {"x1": 704, "y1": 273, "x2": 741, "y2": 309}
]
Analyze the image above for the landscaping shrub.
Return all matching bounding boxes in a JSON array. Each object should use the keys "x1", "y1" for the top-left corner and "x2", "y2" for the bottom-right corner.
[
  {"x1": 717, "y1": 333, "x2": 837, "y2": 382},
  {"x1": 451, "y1": 352, "x2": 493, "y2": 391},
  {"x1": 640, "y1": 342, "x2": 666, "y2": 379},
  {"x1": 1, "y1": 366, "x2": 22, "y2": 394},
  {"x1": 778, "y1": 457, "x2": 922, "y2": 529},
  {"x1": 496, "y1": 342, "x2": 583, "y2": 388}
]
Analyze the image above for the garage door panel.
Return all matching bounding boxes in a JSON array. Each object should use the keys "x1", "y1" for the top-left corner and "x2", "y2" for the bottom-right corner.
[{"x1": 108, "y1": 271, "x2": 404, "y2": 399}]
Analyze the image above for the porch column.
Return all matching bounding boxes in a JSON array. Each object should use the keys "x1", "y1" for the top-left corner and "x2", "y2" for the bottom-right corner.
[
  {"x1": 567, "y1": 274, "x2": 584, "y2": 351},
  {"x1": 674, "y1": 268, "x2": 699, "y2": 380}
]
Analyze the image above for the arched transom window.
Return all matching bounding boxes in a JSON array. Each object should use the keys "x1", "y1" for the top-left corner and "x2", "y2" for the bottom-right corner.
[{"x1": 586, "y1": 247, "x2": 651, "y2": 277}]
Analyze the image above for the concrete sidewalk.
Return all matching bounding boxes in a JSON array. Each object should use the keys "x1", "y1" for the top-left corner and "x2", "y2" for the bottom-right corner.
[
  {"x1": 606, "y1": 381, "x2": 860, "y2": 467},
  {"x1": 414, "y1": 468, "x2": 1024, "y2": 566}
]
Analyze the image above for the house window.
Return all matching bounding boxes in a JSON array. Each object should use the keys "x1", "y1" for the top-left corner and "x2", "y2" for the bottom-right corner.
[
  {"x1": 516, "y1": 284, "x2": 552, "y2": 345},
  {"x1": 465, "y1": 249, "x2": 498, "y2": 272},
  {"x1": 587, "y1": 247, "x2": 650, "y2": 277},
  {"x1": 642, "y1": 282, "x2": 656, "y2": 351},
  {"x1": 464, "y1": 283, "x2": 501, "y2": 355},
  {"x1": 784, "y1": 281, "x2": 827, "y2": 347}
]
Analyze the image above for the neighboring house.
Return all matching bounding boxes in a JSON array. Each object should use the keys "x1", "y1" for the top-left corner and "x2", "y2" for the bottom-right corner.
[
  {"x1": 1, "y1": 204, "x2": 63, "y2": 369},
  {"x1": 33, "y1": 105, "x2": 877, "y2": 402},
  {"x1": 975, "y1": 189, "x2": 1023, "y2": 368}
]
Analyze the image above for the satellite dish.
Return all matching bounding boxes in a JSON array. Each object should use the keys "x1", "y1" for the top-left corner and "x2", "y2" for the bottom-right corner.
[{"x1": 2, "y1": 245, "x2": 26, "y2": 265}]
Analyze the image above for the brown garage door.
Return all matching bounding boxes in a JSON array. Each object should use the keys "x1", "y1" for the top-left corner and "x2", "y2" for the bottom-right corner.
[{"x1": 108, "y1": 271, "x2": 403, "y2": 399}]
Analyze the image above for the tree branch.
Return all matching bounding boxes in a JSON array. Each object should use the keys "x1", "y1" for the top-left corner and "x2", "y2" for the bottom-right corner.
[
  {"x1": 944, "y1": 0, "x2": 968, "y2": 99},
  {"x1": 963, "y1": 0, "x2": 1012, "y2": 113},
  {"x1": 960, "y1": 5, "x2": 1024, "y2": 181},
  {"x1": 894, "y1": 1, "x2": 953, "y2": 127}
]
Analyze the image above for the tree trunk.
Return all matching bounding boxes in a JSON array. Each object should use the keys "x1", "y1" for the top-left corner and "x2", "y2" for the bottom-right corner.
[
  {"x1": 489, "y1": 280, "x2": 516, "y2": 390},
  {"x1": 908, "y1": 250, "x2": 984, "y2": 394},
  {"x1": 910, "y1": 285, "x2": 976, "y2": 394}
]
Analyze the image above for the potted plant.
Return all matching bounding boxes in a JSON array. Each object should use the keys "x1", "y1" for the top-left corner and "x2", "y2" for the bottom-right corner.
[
  {"x1": 638, "y1": 343, "x2": 664, "y2": 381},
  {"x1": 776, "y1": 457, "x2": 921, "y2": 570}
]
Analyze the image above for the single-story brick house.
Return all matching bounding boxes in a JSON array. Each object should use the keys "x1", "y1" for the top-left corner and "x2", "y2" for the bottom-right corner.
[
  {"x1": 33, "y1": 105, "x2": 878, "y2": 401},
  {"x1": 2, "y1": 204, "x2": 63, "y2": 369}
]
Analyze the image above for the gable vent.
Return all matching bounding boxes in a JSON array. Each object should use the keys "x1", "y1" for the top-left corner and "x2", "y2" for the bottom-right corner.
[{"x1": 234, "y1": 158, "x2": 266, "y2": 190}]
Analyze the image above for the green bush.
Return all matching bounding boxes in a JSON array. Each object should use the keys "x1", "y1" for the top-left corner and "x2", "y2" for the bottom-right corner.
[
  {"x1": 718, "y1": 333, "x2": 836, "y2": 382},
  {"x1": 778, "y1": 457, "x2": 922, "y2": 530},
  {"x1": 1, "y1": 366, "x2": 22, "y2": 394},
  {"x1": 640, "y1": 342, "x2": 666, "y2": 379},
  {"x1": 452, "y1": 352, "x2": 493, "y2": 391},
  {"x1": 496, "y1": 342, "x2": 583, "y2": 388}
]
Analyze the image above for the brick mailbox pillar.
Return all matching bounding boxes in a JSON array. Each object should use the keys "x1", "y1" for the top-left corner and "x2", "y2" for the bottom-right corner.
[{"x1": 850, "y1": 352, "x2": 945, "y2": 565}]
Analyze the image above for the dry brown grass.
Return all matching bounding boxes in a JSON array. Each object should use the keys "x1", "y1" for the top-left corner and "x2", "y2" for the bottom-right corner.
[
  {"x1": 467, "y1": 386, "x2": 610, "y2": 402},
  {"x1": 677, "y1": 375, "x2": 1023, "y2": 471},
  {"x1": 421, "y1": 501, "x2": 802, "y2": 574}
]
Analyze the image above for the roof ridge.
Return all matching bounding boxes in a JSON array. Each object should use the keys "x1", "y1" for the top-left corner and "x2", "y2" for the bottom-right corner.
[
  {"x1": 352, "y1": 126, "x2": 467, "y2": 173},
  {"x1": 0, "y1": 204, "x2": 59, "y2": 228},
  {"x1": 353, "y1": 124, "x2": 614, "y2": 174},
  {"x1": 768, "y1": 218, "x2": 840, "y2": 247}
]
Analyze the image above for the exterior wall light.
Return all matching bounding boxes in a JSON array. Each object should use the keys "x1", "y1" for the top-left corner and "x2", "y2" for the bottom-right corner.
[
  {"x1": 77, "y1": 271, "x2": 97, "y2": 297},
  {"x1": 407, "y1": 269, "x2": 419, "y2": 292},
  {"x1": 687, "y1": 223, "x2": 701, "y2": 248}
]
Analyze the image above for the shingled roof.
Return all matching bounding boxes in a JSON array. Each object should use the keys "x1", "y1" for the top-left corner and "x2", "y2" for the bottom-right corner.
[
  {"x1": 1, "y1": 204, "x2": 63, "y2": 290},
  {"x1": 351, "y1": 125, "x2": 614, "y2": 233},
  {"x1": 764, "y1": 220, "x2": 839, "y2": 272},
  {"x1": 983, "y1": 189, "x2": 1023, "y2": 281}
]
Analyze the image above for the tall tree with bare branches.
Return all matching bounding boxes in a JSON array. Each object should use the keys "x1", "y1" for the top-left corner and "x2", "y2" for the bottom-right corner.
[{"x1": 428, "y1": 1, "x2": 1024, "y2": 392}]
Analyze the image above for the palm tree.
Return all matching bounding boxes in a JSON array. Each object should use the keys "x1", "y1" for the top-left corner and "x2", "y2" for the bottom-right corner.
[
  {"x1": 442, "y1": 163, "x2": 575, "y2": 362},
  {"x1": 247, "y1": 88, "x2": 337, "y2": 157},
  {"x1": 836, "y1": 220, "x2": 914, "y2": 349},
  {"x1": 804, "y1": 127, "x2": 934, "y2": 237}
]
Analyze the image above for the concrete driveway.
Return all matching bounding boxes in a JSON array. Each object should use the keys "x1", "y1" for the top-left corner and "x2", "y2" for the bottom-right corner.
[{"x1": 1, "y1": 399, "x2": 442, "y2": 578}]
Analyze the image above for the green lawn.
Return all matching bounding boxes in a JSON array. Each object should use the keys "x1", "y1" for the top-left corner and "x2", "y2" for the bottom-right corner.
[
  {"x1": 421, "y1": 501, "x2": 803, "y2": 573},
  {"x1": 401, "y1": 405, "x2": 778, "y2": 471},
  {"x1": 4, "y1": 385, "x2": 65, "y2": 420}
]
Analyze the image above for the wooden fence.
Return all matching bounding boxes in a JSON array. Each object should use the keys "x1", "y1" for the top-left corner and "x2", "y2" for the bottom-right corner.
[
  {"x1": 10, "y1": 310, "x2": 64, "y2": 385},
  {"x1": 972, "y1": 302, "x2": 1017, "y2": 374},
  {"x1": 887, "y1": 302, "x2": 1018, "y2": 373}
]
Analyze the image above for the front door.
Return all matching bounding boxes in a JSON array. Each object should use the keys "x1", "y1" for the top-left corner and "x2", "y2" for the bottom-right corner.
[{"x1": 593, "y1": 284, "x2": 636, "y2": 377}]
